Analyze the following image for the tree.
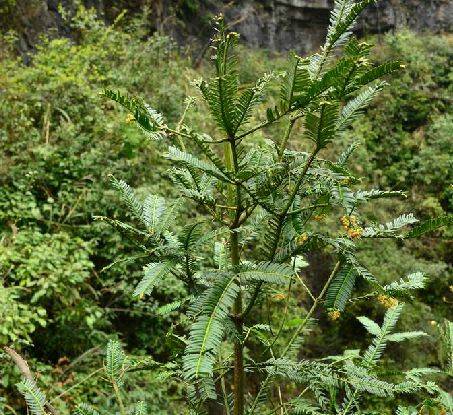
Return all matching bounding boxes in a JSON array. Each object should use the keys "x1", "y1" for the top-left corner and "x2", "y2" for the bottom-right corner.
[{"x1": 13, "y1": 1, "x2": 452, "y2": 414}]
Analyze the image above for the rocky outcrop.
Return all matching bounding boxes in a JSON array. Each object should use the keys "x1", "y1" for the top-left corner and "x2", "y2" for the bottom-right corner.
[
  {"x1": 221, "y1": 0, "x2": 452, "y2": 54},
  {"x1": 1, "y1": 0, "x2": 452, "y2": 57}
]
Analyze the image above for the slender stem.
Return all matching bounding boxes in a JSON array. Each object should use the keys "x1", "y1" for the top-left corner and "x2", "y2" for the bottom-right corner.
[
  {"x1": 295, "y1": 273, "x2": 315, "y2": 301},
  {"x1": 50, "y1": 368, "x2": 103, "y2": 402},
  {"x1": 221, "y1": 374, "x2": 231, "y2": 415},
  {"x1": 283, "y1": 261, "x2": 340, "y2": 355},
  {"x1": 277, "y1": 118, "x2": 295, "y2": 160},
  {"x1": 224, "y1": 134, "x2": 245, "y2": 415},
  {"x1": 174, "y1": 100, "x2": 192, "y2": 151},
  {"x1": 217, "y1": 352, "x2": 233, "y2": 415},
  {"x1": 287, "y1": 203, "x2": 329, "y2": 216},
  {"x1": 112, "y1": 380, "x2": 126, "y2": 415},
  {"x1": 341, "y1": 390, "x2": 358, "y2": 415},
  {"x1": 249, "y1": 261, "x2": 340, "y2": 414},
  {"x1": 265, "y1": 276, "x2": 293, "y2": 352}
]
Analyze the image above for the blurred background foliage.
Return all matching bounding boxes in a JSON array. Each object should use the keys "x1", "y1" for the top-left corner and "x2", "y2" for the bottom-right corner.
[{"x1": 0, "y1": 4, "x2": 451, "y2": 414}]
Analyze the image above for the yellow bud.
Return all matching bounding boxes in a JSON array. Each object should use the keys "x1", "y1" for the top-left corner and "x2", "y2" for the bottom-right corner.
[
  {"x1": 125, "y1": 113, "x2": 135, "y2": 123},
  {"x1": 328, "y1": 309, "x2": 341, "y2": 321},
  {"x1": 347, "y1": 227, "x2": 363, "y2": 239},
  {"x1": 272, "y1": 293, "x2": 286, "y2": 301},
  {"x1": 340, "y1": 216, "x2": 350, "y2": 228},
  {"x1": 297, "y1": 232, "x2": 309, "y2": 245},
  {"x1": 377, "y1": 294, "x2": 398, "y2": 309}
]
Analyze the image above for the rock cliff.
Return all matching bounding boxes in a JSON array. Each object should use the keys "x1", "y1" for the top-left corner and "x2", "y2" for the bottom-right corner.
[
  {"x1": 221, "y1": 0, "x2": 452, "y2": 53},
  {"x1": 1, "y1": 0, "x2": 451, "y2": 56}
]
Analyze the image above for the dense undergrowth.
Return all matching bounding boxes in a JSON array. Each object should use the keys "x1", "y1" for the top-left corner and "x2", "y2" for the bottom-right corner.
[{"x1": 0, "y1": 5, "x2": 451, "y2": 414}]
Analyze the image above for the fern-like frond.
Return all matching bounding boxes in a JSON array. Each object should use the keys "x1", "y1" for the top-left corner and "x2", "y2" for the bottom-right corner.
[
  {"x1": 142, "y1": 194, "x2": 166, "y2": 232},
  {"x1": 110, "y1": 175, "x2": 143, "y2": 221},
  {"x1": 304, "y1": 101, "x2": 340, "y2": 150},
  {"x1": 349, "y1": 61, "x2": 402, "y2": 92},
  {"x1": 326, "y1": 0, "x2": 375, "y2": 49},
  {"x1": 326, "y1": 263, "x2": 357, "y2": 311},
  {"x1": 156, "y1": 296, "x2": 194, "y2": 316},
  {"x1": 264, "y1": 358, "x2": 333, "y2": 384},
  {"x1": 260, "y1": 215, "x2": 284, "y2": 259},
  {"x1": 362, "y1": 213, "x2": 418, "y2": 237},
  {"x1": 192, "y1": 133, "x2": 228, "y2": 173},
  {"x1": 134, "y1": 262, "x2": 173, "y2": 298},
  {"x1": 166, "y1": 146, "x2": 231, "y2": 182},
  {"x1": 74, "y1": 403, "x2": 100, "y2": 415},
  {"x1": 439, "y1": 319, "x2": 453, "y2": 375},
  {"x1": 386, "y1": 331, "x2": 427, "y2": 342},
  {"x1": 93, "y1": 216, "x2": 149, "y2": 239},
  {"x1": 362, "y1": 304, "x2": 403, "y2": 367},
  {"x1": 395, "y1": 407, "x2": 417, "y2": 415},
  {"x1": 405, "y1": 214, "x2": 452, "y2": 238},
  {"x1": 134, "y1": 401, "x2": 147, "y2": 415},
  {"x1": 142, "y1": 194, "x2": 179, "y2": 237},
  {"x1": 337, "y1": 82, "x2": 384, "y2": 130},
  {"x1": 198, "y1": 18, "x2": 239, "y2": 136},
  {"x1": 384, "y1": 272, "x2": 427, "y2": 295},
  {"x1": 183, "y1": 273, "x2": 240, "y2": 379},
  {"x1": 337, "y1": 141, "x2": 360, "y2": 166},
  {"x1": 179, "y1": 222, "x2": 204, "y2": 251},
  {"x1": 345, "y1": 362, "x2": 396, "y2": 397},
  {"x1": 239, "y1": 261, "x2": 293, "y2": 284},
  {"x1": 105, "y1": 340, "x2": 127, "y2": 386},
  {"x1": 280, "y1": 54, "x2": 311, "y2": 111},
  {"x1": 296, "y1": 58, "x2": 354, "y2": 108},
  {"x1": 16, "y1": 379, "x2": 46, "y2": 415},
  {"x1": 357, "y1": 316, "x2": 381, "y2": 336},
  {"x1": 291, "y1": 398, "x2": 322, "y2": 415},
  {"x1": 234, "y1": 73, "x2": 272, "y2": 133},
  {"x1": 353, "y1": 189, "x2": 407, "y2": 203},
  {"x1": 103, "y1": 89, "x2": 166, "y2": 140}
]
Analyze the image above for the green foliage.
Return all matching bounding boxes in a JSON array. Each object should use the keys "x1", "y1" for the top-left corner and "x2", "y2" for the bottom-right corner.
[
  {"x1": 0, "y1": 285, "x2": 46, "y2": 344},
  {"x1": 134, "y1": 262, "x2": 174, "y2": 298},
  {"x1": 2, "y1": 2, "x2": 451, "y2": 415},
  {"x1": 0, "y1": 5, "x2": 190, "y2": 412},
  {"x1": 239, "y1": 262, "x2": 293, "y2": 284},
  {"x1": 326, "y1": 263, "x2": 358, "y2": 312},
  {"x1": 438, "y1": 319, "x2": 453, "y2": 376},
  {"x1": 93, "y1": 4, "x2": 449, "y2": 413},
  {"x1": 183, "y1": 273, "x2": 240, "y2": 379},
  {"x1": 405, "y1": 215, "x2": 453, "y2": 238},
  {"x1": 16, "y1": 379, "x2": 46, "y2": 415},
  {"x1": 74, "y1": 403, "x2": 100, "y2": 415},
  {"x1": 105, "y1": 339, "x2": 127, "y2": 386},
  {"x1": 102, "y1": 90, "x2": 166, "y2": 140}
]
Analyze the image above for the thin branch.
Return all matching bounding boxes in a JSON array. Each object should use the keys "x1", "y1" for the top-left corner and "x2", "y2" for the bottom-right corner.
[
  {"x1": 249, "y1": 261, "x2": 341, "y2": 414},
  {"x1": 3, "y1": 346, "x2": 59, "y2": 415},
  {"x1": 3, "y1": 347, "x2": 33, "y2": 381}
]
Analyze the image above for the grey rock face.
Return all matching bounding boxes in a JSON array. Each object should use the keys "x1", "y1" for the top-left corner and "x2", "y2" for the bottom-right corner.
[
  {"x1": 1, "y1": 0, "x2": 451, "y2": 57},
  {"x1": 222, "y1": 0, "x2": 452, "y2": 54}
]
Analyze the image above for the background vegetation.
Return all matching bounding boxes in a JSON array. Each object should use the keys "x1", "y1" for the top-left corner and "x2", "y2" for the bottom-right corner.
[{"x1": 0, "y1": 5, "x2": 451, "y2": 414}]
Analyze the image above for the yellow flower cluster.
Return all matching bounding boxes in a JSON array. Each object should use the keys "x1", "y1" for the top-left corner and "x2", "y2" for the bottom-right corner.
[
  {"x1": 297, "y1": 232, "x2": 309, "y2": 245},
  {"x1": 328, "y1": 309, "x2": 341, "y2": 321},
  {"x1": 125, "y1": 113, "x2": 135, "y2": 123},
  {"x1": 340, "y1": 215, "x2": 363, "y2": 239},
  {"x1": 313, "y1": 214, "x2": 326, "y2": 221},
  {"x1": 377, "y1": 294, "x2": 399, "y2": 309},
  {"x1": 272, "y1": 293, "x2": 286, "y2": 301}
]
